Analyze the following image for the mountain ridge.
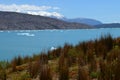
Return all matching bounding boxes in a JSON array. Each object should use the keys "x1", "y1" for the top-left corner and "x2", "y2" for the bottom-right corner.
[
  {"x1": 95, "y1": 23, "x2": 120, "y2": 28},
  {"x1": 62, "y1": 18, "x2": 102, "y2": 26},
  {"x1": 0, "y1": 11, "x2": 92, "y2": 30}
]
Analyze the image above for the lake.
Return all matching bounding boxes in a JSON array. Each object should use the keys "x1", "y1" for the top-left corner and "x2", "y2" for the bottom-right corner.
[{"x1": 0, "y1": 28, "x2": 120, "y2": 61}]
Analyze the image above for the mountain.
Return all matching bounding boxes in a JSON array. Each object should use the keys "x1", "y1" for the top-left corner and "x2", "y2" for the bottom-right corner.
[
  {"x1": 0, "y1": 11, "x2": 92, "y2": 30},
  {"x1": 63, "y1": 18, "x2": 102, "y2": 26},
  {"x1": 95, "y1": 23, "x2": 120, "y2": 28}
]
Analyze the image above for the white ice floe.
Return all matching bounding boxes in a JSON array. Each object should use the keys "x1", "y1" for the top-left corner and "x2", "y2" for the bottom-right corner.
[
  {"x1": 0, "y1": 31, "x2": 3, "y2": 32},
  {"x1": 50, "y1": 47, "x2": 56, "y2": 51},
  {"x1": 17, "y1": 33, "x2": 35, "y2": 37}
]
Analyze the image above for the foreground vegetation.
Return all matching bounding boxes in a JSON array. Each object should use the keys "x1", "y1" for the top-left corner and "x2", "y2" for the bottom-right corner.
[{"x1": 0, "y1": 34, "x2": 120, "y2": 80}]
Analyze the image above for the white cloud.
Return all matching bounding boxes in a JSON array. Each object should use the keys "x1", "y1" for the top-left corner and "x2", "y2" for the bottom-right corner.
[
  {"x1": 53, "y1": 7, "x2": 60, "y2": 10},
  {"x1": 0, "y1": 4, "x2": 64, "y2": 19},
  {"x1": 27, "y1": 11, "x2": 64, "y2": 19},
  {"x1": 0, "y1": 4, "x2": 52, "y2": 11}
]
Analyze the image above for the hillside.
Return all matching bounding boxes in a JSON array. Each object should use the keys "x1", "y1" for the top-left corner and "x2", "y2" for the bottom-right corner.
[
  {"x1": 95, "y1": 23, "x2": 120, "y2": 28},
  {"x1": 0, "y1": 11, "x2": 92, "y2": 30}
]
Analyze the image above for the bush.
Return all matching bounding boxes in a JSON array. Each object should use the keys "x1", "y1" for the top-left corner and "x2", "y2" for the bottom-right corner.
[
  {"x1": 39, "y1": 65, "x2": 52, "y2": 80},
  {"x1": 77, "y1": 66, "x2": 89, "y2": 80},
  {"x1": 0, "y1": 70, "x2": 6, "y2": 80},
  {"x1": 59, "y1": 52, "x2": 69, "y2": 80},
  {"x1": 0, "y1": 61, "x2": 8, "y2": 80},
  {"x1": 20, "y1": 72, "x2": 31, "y2": 80},
  {"x1": 28, "y1": 60, "x2": 40, "y2": 78},
  {"x1": 90, "y1": 71, "x2": 98, "y2": 79}
]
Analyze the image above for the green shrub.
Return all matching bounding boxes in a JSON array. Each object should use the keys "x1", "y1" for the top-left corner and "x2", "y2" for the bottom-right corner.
[
  {"x1": 20, "y1": 72, "x2": 31, "y2": 80},
  {"x1": 90, "y1": 71, "x2": 98, "y2": 79},
  {"x1": 0, "y1": 61, "x2": 8, "y2": 80}
]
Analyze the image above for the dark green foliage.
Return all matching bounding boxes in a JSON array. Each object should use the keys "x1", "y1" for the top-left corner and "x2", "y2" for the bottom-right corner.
[
  {"x1": 0, "y1": 70, "x2": 6, "y2": 80},
  {"x1": 20, "y1": 72, "x2": 31, "y2": 80},
  {"x1": 11, "y1": 58, "x2": 17, "y2": 72},
  {"x1": 98, "y1": 34, "x2": 113, "y2": 59},
  {"x1": 0, "y1": 61, "x2": 8, "y2": 80},
  {"x1": 79, "y1": 41, "x2": 87, "y2": 54},
  {"x1": 89, "y1": 55, "x2": 97, "y2": 72},
  {"x1": 114, "y1": 58, "x2": 120, "y2": 80},
  {"x1": 90, "y1": 71, "x2": 99, "y2": 79},
  {"x1": 59, "y1": 64, "x2": 69, "y2": 80},
  {"x1": 22, "y1": 56, "x2": 31, "y2": 64},
  {"x1": 48, "y1": 47, "x2": 62, "y2": 59},
  {"x1": 78, "y1": 54, "x2": 85, "y2": 67},
  {"x1": 12, "y1": 56, "x2": 23, "y2": 66},
  {"x1": 98, "y1": 59, "x2": 113, "y2": 80},
  {"x1": 0, "y1": 61, "x2": 9, "y2": 69},
  {"x1": 39, "y1": 53, "x2": 48, "y2": 65},
  {"x1": 68, "y1": 48, "x2": 78, "y2": 66},
  {"x1": 98, "y1": 56, "x2": 120, "y2": 80},
  {"x1": 107, "y1": 48, "x2": 120, "y2": 63},
  {"x1": 115, "y1": 38, "x2": 120, "y2": 47},
  {"x1": 11, "y1": 56, "x2": 23, "y2": 72}
]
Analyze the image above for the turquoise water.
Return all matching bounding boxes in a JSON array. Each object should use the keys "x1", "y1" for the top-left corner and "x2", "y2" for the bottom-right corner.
[{"x1": 0, "y1": 28, "x2": 120, "y2": 61}]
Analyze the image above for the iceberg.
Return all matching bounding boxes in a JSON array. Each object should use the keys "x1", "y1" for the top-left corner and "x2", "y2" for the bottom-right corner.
[
  {"x1": 50, "y1": 47, "x2": 56, "y2": 51},
  {"x1": 17, "y1": 33, "x2": 35, "y2": 37}
]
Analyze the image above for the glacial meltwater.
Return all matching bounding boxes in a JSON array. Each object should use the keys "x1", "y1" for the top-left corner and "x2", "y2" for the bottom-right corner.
[{"x1": 0, "y1": 28, "x2": 120, "y2": 61}]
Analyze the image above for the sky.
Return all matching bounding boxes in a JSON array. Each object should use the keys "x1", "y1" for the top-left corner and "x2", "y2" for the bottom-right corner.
[{"x1": 0, "y1": 0, "x2": 120, "y2": 23}]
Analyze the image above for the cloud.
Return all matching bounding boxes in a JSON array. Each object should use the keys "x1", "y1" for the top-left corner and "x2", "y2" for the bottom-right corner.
[
  {"x1": 27, "y1": 11, "x2": 64, "y2": 18},
  {"x1": 0, "y1": 4, "x2": 64, "y2": 18},
  {"x1": 0, "y1": 4, "x2": 52, "y2": 11},
  {"x1": 53, "y1": 7, "x2": 60, "y2": 10}
]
